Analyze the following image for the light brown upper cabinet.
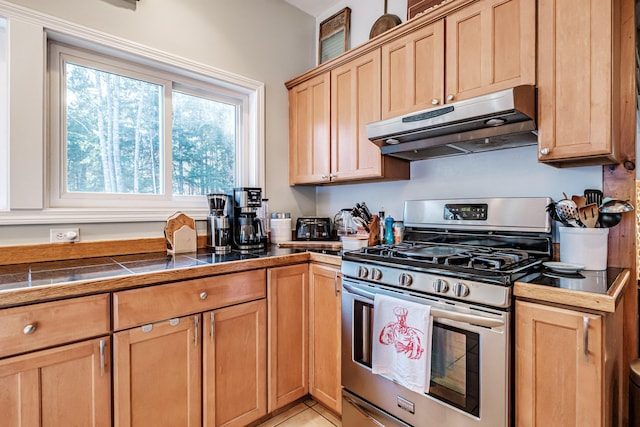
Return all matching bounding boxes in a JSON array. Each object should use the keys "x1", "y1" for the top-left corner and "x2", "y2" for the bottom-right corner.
[
  {"x1": 381, "y1": 20, "x2": 445, "y2": 119},
  {"x1": 288, "y1": 73, "x2": 331, "y2": 185},
  {"x1": 331, "y1": 50, "x2": 408, "y2": 183},
  {"x1": 444, "y1": 0, "x2": 535, "y2": 103},
  {"x1": 288, "y1": 50, "x2": 409, "y2": 185},
  {"x1": 537, "y1": 0, "x2": 623, "y2": 165},
  {"x1": 381, "y1": 0, "x2": 535, "y2": 117}
]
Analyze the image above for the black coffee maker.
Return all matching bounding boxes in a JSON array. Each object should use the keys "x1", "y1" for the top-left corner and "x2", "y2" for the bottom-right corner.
[{"x1": 229, "y1": 187, "x2": 266, "y2": 252}]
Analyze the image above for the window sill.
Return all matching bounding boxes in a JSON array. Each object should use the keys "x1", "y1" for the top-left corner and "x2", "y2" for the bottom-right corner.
[{"x1": 0, "y1": 208, "x2": 210, "y2": 225}]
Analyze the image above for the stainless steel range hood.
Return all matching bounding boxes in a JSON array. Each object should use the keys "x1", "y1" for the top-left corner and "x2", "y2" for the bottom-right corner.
[{"x1": 366, "y1": 85, "x2": 537, "y2": 161}]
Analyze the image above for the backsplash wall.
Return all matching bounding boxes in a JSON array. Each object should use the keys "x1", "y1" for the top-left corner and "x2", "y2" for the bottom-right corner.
[{"x1": 315, "y1": 145, "x2": 603, "y2": 222}]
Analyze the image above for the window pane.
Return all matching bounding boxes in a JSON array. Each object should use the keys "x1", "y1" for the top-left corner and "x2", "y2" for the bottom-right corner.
[
  {"x1": 65, "y1": 62, "x2": 162, "y2": 194},
  {"x1": 0, "y1": 18, "x2": 7, "y2": 209},
  {"x1": 172, "y1": 91, "x2": 236, "y2": 196}
]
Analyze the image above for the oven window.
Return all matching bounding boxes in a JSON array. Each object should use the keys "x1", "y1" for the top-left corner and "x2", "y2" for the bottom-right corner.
[{"x1": 429, "y1": 322, "x2": 480, "y2": 417}]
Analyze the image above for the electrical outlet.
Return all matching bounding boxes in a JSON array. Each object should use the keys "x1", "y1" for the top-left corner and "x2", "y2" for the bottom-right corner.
[{"x1": 50, "y1": 228, "x2": 80, "y2": 243}]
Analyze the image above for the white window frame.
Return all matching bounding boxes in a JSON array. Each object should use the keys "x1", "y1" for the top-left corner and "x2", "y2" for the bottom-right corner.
[
  {"x1": 0, "y1": 17, "x2": 7, "y2": 211},
  {"x1": 0, "y1": 2, "x2": 264, "y2": 224}
]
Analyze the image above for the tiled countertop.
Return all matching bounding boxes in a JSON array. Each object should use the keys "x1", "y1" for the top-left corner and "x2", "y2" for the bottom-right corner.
[{"x1": 0, "y1": 246, "x2": 341, "y2": 309}]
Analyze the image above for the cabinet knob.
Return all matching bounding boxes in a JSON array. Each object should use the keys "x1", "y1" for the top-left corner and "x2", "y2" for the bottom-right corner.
[
  {"x1": 200, "y1": 292, "x2": 208, "y2": 300},
  {"x1": 329, "y1": 173, "x2": 336, "y2": 180},
  {"x1": 431, "y1": 98, "x2": 440, "y2": 105},
  {"x1": 23, "y1": 324, "x2": 37, "y2": 335},
  {"x1": 539, "y1": 147, "x2": 550, "y2": 155},
  {"x1": 446, "y1": 94, "x2": 455, "y2": 101},
  {"x1": 321, "y1": 175, "x2": 328, "y2": 180}
]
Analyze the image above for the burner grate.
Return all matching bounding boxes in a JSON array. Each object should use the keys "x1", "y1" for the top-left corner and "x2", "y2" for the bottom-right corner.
[{"x1": 351, "y1": 243, "x2": 535, "y2": 273}]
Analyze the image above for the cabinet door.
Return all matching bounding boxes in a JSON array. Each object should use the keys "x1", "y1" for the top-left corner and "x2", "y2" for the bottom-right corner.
[
  {"x1": 309, "y1": 263, "x2": 342, "y2": 415},
  {"x1": 445, "y1": 0, "x2": 535, "y2": 102},
  {"x1": 381, "y1": 19, "x2": 445, "y2": 118},
  {"x1": 515, "y1": 300, "x2": 603, "y2": 426},
  {"x1": 288, "y1": 72, "x2": 331, "y2": 184},
  {"x1": 267, "y1": 264, "x2": 309, "y2": 412},
  {"x1": 330, "y1": 49, "x2": 383, "y2": 181},
  {"x1": 0, "y1": 337, "x2": 111, "y2": 427},
  {"x1": 203, "y1": 299, "x2": 267, "y2": 427},
  {"x1": 114, "y1": 315, "x2": 201, "y2": 427},
  {"x1": 537, "y1": 0, "x2": 618, "y2": 164}
]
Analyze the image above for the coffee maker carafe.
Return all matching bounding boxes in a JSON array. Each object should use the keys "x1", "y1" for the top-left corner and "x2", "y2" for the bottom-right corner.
[
  {"x1": 230, "y1": 187, "x2": 266, "y2": 252},
  {"x1": 206, "y1": 193, "x2": 231, "y2": 254}
]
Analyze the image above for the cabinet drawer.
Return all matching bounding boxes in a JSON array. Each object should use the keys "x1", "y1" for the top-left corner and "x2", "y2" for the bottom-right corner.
[
  {"x1": 113, "y1": 269, "x2": 266, "y2": 330},
  {"x1": 0, "y1": 294, "x2": 110, "y2": 358}
]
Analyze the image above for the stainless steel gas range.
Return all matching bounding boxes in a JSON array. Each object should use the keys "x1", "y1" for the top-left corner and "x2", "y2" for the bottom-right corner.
[{"x1": 341, "y1": 197, "x2": 552, "y2": 427}]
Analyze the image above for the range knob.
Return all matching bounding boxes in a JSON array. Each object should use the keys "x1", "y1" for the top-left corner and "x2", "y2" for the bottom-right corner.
[
  {"x1": 453, "y1": 282, "x2": 470, "y2": 297},
  {"x1": 433, "y1": 279, "x2": 449, "y2": 293},
  {"x1": 357, "y1": 266, "x2": 369, "y2": 279},
  {"x1": 399, "y1": 273, "x2": 413, "y2": 287},
  {"x1": 371, "y1": 268, "x2": 383, "y2": 281}
]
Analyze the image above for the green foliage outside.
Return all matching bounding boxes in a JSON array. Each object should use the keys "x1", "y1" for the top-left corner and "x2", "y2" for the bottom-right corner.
[{"x1": 65, "y1": 62, "x2": 236, "y2": 197}]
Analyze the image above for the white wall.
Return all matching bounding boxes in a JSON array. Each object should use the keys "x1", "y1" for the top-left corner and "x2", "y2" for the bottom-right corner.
[{"x1": 316, "y1": 146, "x2": 602, "y2": 221}]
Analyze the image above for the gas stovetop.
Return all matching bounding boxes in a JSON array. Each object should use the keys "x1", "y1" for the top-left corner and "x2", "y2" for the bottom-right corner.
[
  {"x1": 340, "y1": 198, "x2": 553, "y2": 307},
  {"x1": 342, "y1": 241, "x2": 544, "y2": 288}
]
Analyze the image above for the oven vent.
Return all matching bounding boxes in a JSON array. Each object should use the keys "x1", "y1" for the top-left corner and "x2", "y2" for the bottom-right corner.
[{"x1": 366, "y1": 85, "x2": 537, "y2": 161}]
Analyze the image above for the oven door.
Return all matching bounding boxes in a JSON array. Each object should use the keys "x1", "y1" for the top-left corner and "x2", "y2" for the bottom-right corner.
[{"x1": 342, "y1": 277, "x2": 510, "y2": 427}]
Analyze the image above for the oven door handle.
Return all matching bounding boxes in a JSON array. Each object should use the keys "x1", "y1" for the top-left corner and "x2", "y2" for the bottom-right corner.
[
  {"x1": 343, "y1": 282, "x2": 505, "y2": 328},
  {"x1": 344, "y1": 395, "x2": 387, "y2": 427}
]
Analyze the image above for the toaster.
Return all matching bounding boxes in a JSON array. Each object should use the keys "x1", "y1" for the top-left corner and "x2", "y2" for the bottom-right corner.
[{"x1": 295, "y1": 217, "x2": 333, "y2": 241}]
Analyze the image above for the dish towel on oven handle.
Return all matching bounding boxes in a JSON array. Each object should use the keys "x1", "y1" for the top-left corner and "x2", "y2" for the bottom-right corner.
[{"x1": 372, "y1": 293, "x2": 433, "y2": 394}]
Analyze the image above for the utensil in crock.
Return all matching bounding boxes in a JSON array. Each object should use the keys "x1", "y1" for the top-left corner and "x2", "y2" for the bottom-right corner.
[
  {"x1": 571, "y1": 195, "x2": 587, "y2": 209},
  {"x1": 584, "y1": 189, "x2": 603, "y2": 206},
  {"x1": 599, "y1": 198, "x2": 634, "y2": 213},
  {"x1": 578, "y1": 203, "x2": 598, "y2": 228},
  {"x1": 598, "y1": 212, "x2": 623, "y2": 228},
  {"x1": 555, "y1": 198, "x2": 582, "y2": 227}
]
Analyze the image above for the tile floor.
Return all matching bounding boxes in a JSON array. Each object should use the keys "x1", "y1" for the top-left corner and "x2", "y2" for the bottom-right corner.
[{"x1": 257, "y1": 399, "x2": 341, "y2": 427}]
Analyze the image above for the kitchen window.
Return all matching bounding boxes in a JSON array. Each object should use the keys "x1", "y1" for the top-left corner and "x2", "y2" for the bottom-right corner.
[
  {"x1": 0, "y1": 4, "x2": 264, "y2": 224},
  {"x1": 48, "y1": 40, "x2": 252, "y2": 212}
]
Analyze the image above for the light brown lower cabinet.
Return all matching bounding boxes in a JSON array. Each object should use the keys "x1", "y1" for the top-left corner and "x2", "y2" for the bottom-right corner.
[
  {"x1": 267, "y1": 264, "x2": 309, "y2": 412},
  {"x1": 113, "y1": 270, "x2": 267, "y2": 427},
  {"x1": 0, "y1": 336, "x2": 111, "y2": 427},
  {"x1": 114, "y1": 302, "x2": 267, "y2": 427},
  {"x1": 515, "y1": 299, "x2": 624, "y2": 427},
  {"x1": 309, "y1": 263, "x2": 342, "y2": 415},
  {"x1": 114, "y1": 314, "x2": 202, "y2": 427},
  {"x1": 203, "y1": 300, "x2": 267, "y2": 427}
]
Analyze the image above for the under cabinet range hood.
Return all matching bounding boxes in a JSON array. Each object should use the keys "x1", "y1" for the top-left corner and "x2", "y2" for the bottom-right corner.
[{"x1": 366, "y1": 85, "x2": 538, "y2": 161}]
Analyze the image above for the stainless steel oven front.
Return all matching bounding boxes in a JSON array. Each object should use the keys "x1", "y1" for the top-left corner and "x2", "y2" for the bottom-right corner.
[{"x1": 341, "y1": 277, "x2": 511, "y2": 427}]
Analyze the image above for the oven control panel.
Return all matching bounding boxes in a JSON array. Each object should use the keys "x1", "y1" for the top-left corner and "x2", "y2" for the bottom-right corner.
[
  {"x1": 444, "y1": 203, "x2": 488, "y2": 221},
  {"x1": 342, "y1": 260, "x2": 510, "y2": 308}
]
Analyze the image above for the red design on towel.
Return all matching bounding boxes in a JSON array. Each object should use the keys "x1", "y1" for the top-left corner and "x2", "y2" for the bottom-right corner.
[{"x1": 379, "y1": 306, "x2": 425, "y2": 360}]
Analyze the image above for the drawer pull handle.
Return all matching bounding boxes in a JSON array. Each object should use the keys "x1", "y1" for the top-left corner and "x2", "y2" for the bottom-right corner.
[
  {"x1": 200, "y1": 292, "x2": 208, "y2": 300},
  {"x1": 23, "y1": 324, "x2": 37, "y2": 335},
  {"x1": 583, "y1": 317, "x2": 589, "y2": 362},
  {"x1": 210, "y1": 311, "x2": 216, "y2": 342},
  {"x1": 99, "y1": 339, "x2": 105, "y2": 377},
  {"x1": 194, "y1": 316, "x2": 199, "y2": 346}
]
